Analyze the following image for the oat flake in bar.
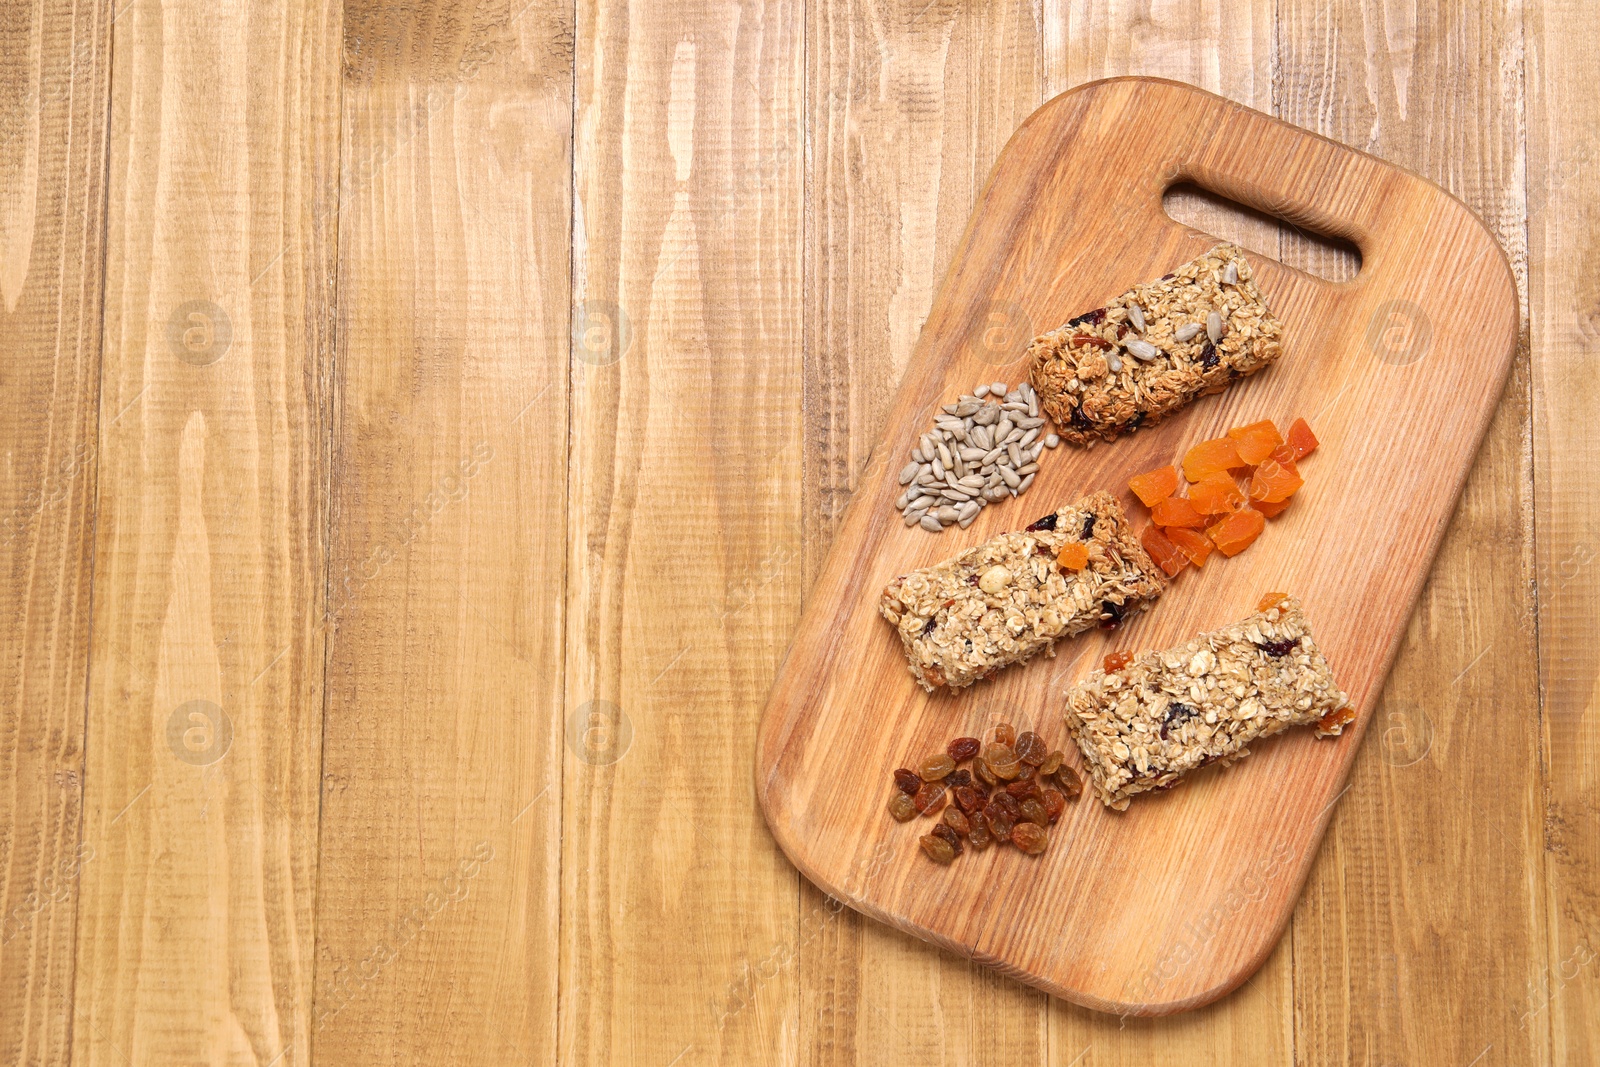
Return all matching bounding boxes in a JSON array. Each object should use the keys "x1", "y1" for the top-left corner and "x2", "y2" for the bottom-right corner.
[
  {"x1": 1029, "y1": 244, "x2": 1283, "y2": 447},
  {"x1": 878, "y1": 491, "x2": 1166, "y2": 692},
  {"x1": 1063, "y1": 596, "x2": 1351, "y2": 810}
]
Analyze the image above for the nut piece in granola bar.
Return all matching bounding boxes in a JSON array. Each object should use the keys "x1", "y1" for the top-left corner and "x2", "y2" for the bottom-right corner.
[
  {"x1": 1029, "y1": 244, "x2": 1283, "y2": 447},
  {"x1": 878, "y1": 491, "x2": 1166, "y2": 692},
  {"x1": 1062, "y1": 595, "x2": 1350, "y2": 809}
]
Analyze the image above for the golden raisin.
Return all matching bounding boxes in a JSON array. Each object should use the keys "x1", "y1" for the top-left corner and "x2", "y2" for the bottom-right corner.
[
  {"x1": 1042, "y1": 789, "x2": 1066, "y2": 823},
  {"x1": 1038, "y1": 750, "x2": 1063, "y2": 777},
  {"x1": 967, "y1": 811, "x2": 993, "y2": 850},
  {"x1": 993, "y1": 723, "x2": 1016, "y2": 747},
  {"x1": 1015, "y1": 731, "x2": 1047, "y2": 765},
  {"x1": 1010, "y1": 822, "x2": 1049, "y2": 855},
  {"x1": 888, "y1": 793, "x2": 916, "y2": 821},
  {"x1": 1019, "y1": 798, "x2": 1049, "y2": 827},
  {"x1": 1055, "y1": 765, "x2": 1083, "y2": 799},
  {"x1": 931, "y1": 822, "x2": 963, "y2": 857},
  {"x1": 912, "y1": 781, "x2": 947, "y2": 815},
  {"x1": 943, "y1": 807, "x2": 971, "y2": 836},
  {"x1": 919, "y1": 754, "x2": 955, "y2": 781},
  {"x1": 919, "y1": 834, "x2": 956, "y2": 864}
]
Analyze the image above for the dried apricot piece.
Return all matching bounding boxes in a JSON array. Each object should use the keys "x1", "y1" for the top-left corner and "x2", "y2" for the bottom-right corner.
[
  {"x1": 1150, "y1": 494, "x2": 1205, "y2": 529},
  {"x1": 1165, "y1": 526, "x2": 1213, "y2": 568},
  {"x1": 1056, "y1": 542, "x2": 1089, "y2": 571},
  {"x1": 1187, "y1": 471, "x2": 1246, "y2": 515},
  {"x1": 1227, "y1": 420, "x2": 1284, "y2": 465},
  {"x1": 1257, "y1": 591, "x2": 1289, "y2": 611},
  {"x1": 1140, "y1": 525, "x2": 1186, "y2": 578},
  {"x1": 1206, "y1": 508, "x2": 1266, "y2": 557},
  {"x1": 1128, "y1": 464, "x2": 1179, "y2": 507},
  {"x1": 1103, "y1": 650, "x2": 1133, "y2": 672},
  {"x1": 1181, "y1": 436, "x2": 1245, "y2": 482},
  {"x1": 1249, "y1": 457, "x2": 1304, "y2": 503},
  {"x1": 1253, "y1": 496, "x2": 1292, "y2": 518},
  {"x1": 1286, "y1": 417, "x2": 1319, "y2": 460}
]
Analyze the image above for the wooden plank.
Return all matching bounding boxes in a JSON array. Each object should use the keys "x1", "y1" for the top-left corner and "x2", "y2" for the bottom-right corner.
[
  {"x1": 1038, "y1": 4, "x2": 1293, "y2": 1056},
  {"x1": 1528, "y1": 1, "x2": 1600, "y2": 1063},
  {"x1": 311, "y1": 2, "x2": 572, "y2": 1062},
  {"x1": 559, "y1": 0, "x2": 805, "y2": 1062},
  {"x1": 69, "y1": 0, "x2": 340, "y2": 1062},
  {"x1": 797, "y1": 1, "x2": 1049, "y2": 1063},
  {"x1": 1276, "y1": 3, "x2": 1547, "y2": 1064},
  {"x1": 0, "y1": 0, "x2": 110, "y2": 1063}
]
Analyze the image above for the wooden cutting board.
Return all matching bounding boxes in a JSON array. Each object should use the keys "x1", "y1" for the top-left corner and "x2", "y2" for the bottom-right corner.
[{"x1": 755, "y1": 77, "x2": 1519, "y2": 1015}]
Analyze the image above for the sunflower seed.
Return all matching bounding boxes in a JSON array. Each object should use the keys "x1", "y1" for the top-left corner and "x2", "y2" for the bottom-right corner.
[
  {"x1": 996, "y1": 417, "x2": 1013, "y2": 440},
  {"x1": 1126, "y1": 338, "x2": 1159, "y2": 361},
  {"x1": 936, "y1": 506, "x2": 959, "y2": 524},
  {"x1": 1017, "y1": 416, "x2": 1044, "y2": 429},
  {"x1": 952, "y1": 453, "x2": 967, "y2": 478},
  {"x1": 959, "y1": 474, "x2": 985, "y2": 488},
  {"x1": 1030, "y1": 442, "x2": 1044, "y2": 461},
  {"x1": 1008, "y1": 442, "x2": 1023, "y2": 467},
  {"x1": 942, "y1": 403, "x2": 959, "y2": 415},
  {"x1": 1016, "y1": 462, "x2": 1039, "y2": 476},
  {"x1": 895, "y1": 490, "x2": 909, "y2": 509},
  {"x1": 936, "y1": 441, "x2": 953, "y2": 468},
  {"x1": 958, "y1": 500, "x2": 980, "y2": 523},
  {"x1": 973, "y1": 404, "x2": 999, "y2": 426},
  {"x1": 990, "y1": 381, "x2": 1008, "y2": 395},
  {"x1": 898, "y1": 462, "x2": 918, "y2": 485},
  {"x1": 1019, "y1": 427, "x2": 1040, "y2": 449},
  {"x1": 919, "y1": 514, "x2": 943, "y2": 533},
  {"x1": 931, "y1": 457, "x2": 945, "y2": 479},
  {"x1": 999, "y1": 465, "x2": 1020, "y2": 488},
  {"x1": 1224, "y1": 260, "x2": 1238, "y2": 285},
  {"x1": 1018, "y1": 473, "x2": 1035, "y2": 493},
  {"x1": 1128, "y1": 303, "x2": 1146, "y2": 332},
  {"x1": 1044, "y1": 433, "x2": 1060, "y2": 448},
  {"x1": 1002, "y1": 400, "x2": 1029, "y2": 412},
  {"x1": 957, "y1": 447, "x2": 984, "y2": 463},
  {"x1": 1207, "y1": 311, "x2": 1222, "y2": 344},
  {"x1": 982, "y1": 447, "x2": 1004, "y2": 466},
  {"x1": 954, "y1": 398, "x2": 982, "y2": 417},
  {"x1": 943, "y1": 485, "x2": 973, "y2": 501},
  {"x1": 1174, "y1": 322, "x2": 1202, "y2": 342},
  {"x1": 970, "y1": 425, "x2": 992, "y2": 449},
  {"x1": 1108, "y1": 354, "x2": 1123, "y2": 372},
  {"x1": 974, "y1": 383, "x2": 990, "y2": 398}
]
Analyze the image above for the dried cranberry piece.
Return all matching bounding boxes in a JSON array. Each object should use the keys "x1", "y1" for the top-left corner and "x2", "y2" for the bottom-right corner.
[
  {"x1": 1160, "y1": 702, "x2": 1197, "y2": 740},
  {"x1": 1026, "y1": 513, "x2": 1058, "y2": 532},
  {"x1": 1099, "y1": 599, "x2": 1125, "y2": 630},
  {"x1": 1258, "y1": 639, "x2": 1298, "y2": 657},
  {"x1": 1081, "y1": 514, "x2": 1096, "y2": 539},
  {"x1": 1067, "y1": 307, "x2": 1106, "y2": 327},
  {"x1": 921, "y1": 617, "x2": 937, "y2": 636},
  {"x1": 1199, "y1": 340, "x2": 1219, "y2": 368},
  {"x1": 1070, "y1": 404, "x2": 1093, "y2": 430}
]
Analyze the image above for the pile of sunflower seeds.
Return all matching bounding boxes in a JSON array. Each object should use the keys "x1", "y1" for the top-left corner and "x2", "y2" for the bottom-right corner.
[{"x1": 895, "y1": 381, "x2": 1062, "y2": 533}]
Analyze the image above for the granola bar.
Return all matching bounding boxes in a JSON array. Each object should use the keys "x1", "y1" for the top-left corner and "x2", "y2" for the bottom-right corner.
[
  {"x1": 1029, "y1": 244, "x2": 1283, "y2": 447},
  {"x1": 1063, "y1": 596, "x2": 1350, "y2": 809},
  {"x1": 878, "y1": 491, "x2": 1166, "y2": 692}
]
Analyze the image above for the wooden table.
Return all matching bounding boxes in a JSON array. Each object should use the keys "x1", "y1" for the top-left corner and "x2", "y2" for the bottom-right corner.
[{"x1": 1, "y1": 1, "x2": 1593, "y2": 1064}]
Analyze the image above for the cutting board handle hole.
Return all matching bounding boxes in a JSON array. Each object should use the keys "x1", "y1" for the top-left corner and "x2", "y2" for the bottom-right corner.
[{"x1": 1162, "y1": 182, "x2": 1362, "y2": 283}]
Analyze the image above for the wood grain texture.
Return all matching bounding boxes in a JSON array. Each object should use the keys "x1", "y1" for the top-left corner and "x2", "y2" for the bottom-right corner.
[
  {"x1": 758, "y1": 77, "x2": 1519, "y2": 1015},
  {"x1": 311, "y1": 1, "x2": 572, "y2": 1061},
  {"x1": 1275, "y1": 4, "x2": 1549, "y2": 1065},
  {"x1": 559, "y1": 0, "x2": 805, "y2": 1063},
  {"x1": 1529, "y1": 2, "x2": 1600, "y2": 1064},
  {"x1": 70, "y1": 0, "x2": 341, "y2": 1062},
  {"x1": 0, "y1": 1, "x2": 109, "y2": 1063},
  {"x1": 799, "y1": 1, "x2": 1051, "y2": 1063},
  {"x1": 1035, "y1": 7, "x2": 1300, "y2": 1060}
]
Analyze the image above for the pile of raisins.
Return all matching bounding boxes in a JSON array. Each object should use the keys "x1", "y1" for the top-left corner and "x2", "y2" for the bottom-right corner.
[{"x1": 887, "y1": 723, "x2": 1083, "y2": 865}]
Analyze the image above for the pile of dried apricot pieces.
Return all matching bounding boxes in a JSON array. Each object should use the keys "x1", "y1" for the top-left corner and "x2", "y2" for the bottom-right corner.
[{"x1": 1128, "y1": 417, "x2": 1318, "y2": 577}]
